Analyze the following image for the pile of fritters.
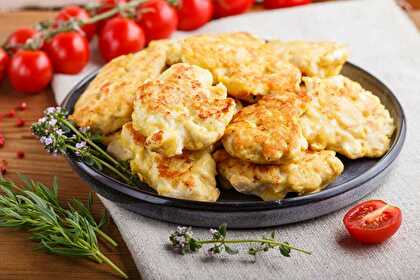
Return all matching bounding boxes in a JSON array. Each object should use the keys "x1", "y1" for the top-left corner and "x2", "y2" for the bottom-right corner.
[{"x1": 70, "y1": 32, "x2": 395, "y2": 202}]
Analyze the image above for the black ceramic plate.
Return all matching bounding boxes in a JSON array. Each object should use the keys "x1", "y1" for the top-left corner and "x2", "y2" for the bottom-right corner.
[{"x1": 63, "y1": 62, "x2": 406, "y2": 229}]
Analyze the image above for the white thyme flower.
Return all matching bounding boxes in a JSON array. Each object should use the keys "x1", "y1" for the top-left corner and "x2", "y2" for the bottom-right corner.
[
  {"x1": 48, "y1": 119, "x2": 57, "y2": 126},
  {"x1": 209, "y1": 229, "x2": 218, "y2": 235},
  {"x1": 46, "y1": 107, "x2": 56, "y2": 114},
  {"x1": 38, "y1": 117, "x2": 47, "y2": 124},
  {"x1": 76, "y1": 141, "x2": 87, "y2": 149},
  {"x1": 56, "y1": 129, "x2": 64, "y2": 136},
  {"x1": 40, "y1": 136, "x2": 53, "y2": 146}
]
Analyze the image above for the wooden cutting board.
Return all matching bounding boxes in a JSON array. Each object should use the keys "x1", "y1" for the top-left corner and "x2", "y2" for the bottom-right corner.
[{"x1": 0, "y1": 2, "x2": 419, "y2": 279}]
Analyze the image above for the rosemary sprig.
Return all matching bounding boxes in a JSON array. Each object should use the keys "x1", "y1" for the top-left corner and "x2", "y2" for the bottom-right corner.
[
  {"x1": 0, "y1": 175, "x2": 127, "y2": 279},
  {"x1": 169, "y1": 224, "x2": 311, "y2": 258},
  {"x1": 31, "y1": 107, "x2": 136, "y2": 185}
]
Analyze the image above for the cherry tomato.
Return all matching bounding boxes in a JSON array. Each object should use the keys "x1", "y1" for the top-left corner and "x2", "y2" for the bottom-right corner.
[
  {"x1": 213, "y1": 0, "x2": 254, "y2": 18},
  {"x1": 343, "y1": 200, "x2": 402, "y2": 244},
  {"x1": 55, "y1": 6, "x2": 97, "y2": 41},
  {"x1": 8, "y1": 50, "x2": 52, "y2": 94},
  {"x1": 99, "y1": 17, "x2": 145, "y2": 62},
  {"x1": 263, "y1": 0, "x2": 311, "y2": 9},
  {"x1": 177, "y1": 0, "x2": 213, "y2": 31},
  {"x1": 44, "y1": 32, "x2": 90, "y2": 74},
  {"x1": 95, "y1": 0, "x2": 127, "y2": 32},
  {"x1": 6, "y1": 27, "x2": 37, "y2": 52},
  {"x1": 136, "y1": 0, "x2": 178, "y2": 43},
  {"x1": 0, "y1": 48, "x2": 9, "y2": 82}
]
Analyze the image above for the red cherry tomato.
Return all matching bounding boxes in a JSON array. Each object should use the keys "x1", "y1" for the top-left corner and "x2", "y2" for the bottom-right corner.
[
  {"x1": 99, "y1": 17, "x2": 145, "y2": 62},
  {"x1": 263, "y1": 0, "x2": 311, "y2": 9},
  {"x1": 95, "y1": 0, "x2": 127, "y2": 32},
  {"x1": 6, "y1": 27, "x2": 37, "y2": 52},
  {"x1": 213, "y1": 0, "x2": 254, "y2": 18},
  {"x1": 55, "y1": 6, "x2": 97, "y2": 41},
  {"x1": 136, "y1": 0, "x2": 178, "y2": 43},
  {"x1": 343, "y1": 200, "x2": 402, "y2": 244},
  {"x1": 177, "y1": 0, "x2": 213, "y2": 31},
  {"x1": 0, "y1": 48, "x2": 9, "y2": 82},
  {"x1": 45, "y1": 32, "x2": 90, "y2": 74},
  {"x1": 8, "y1": 50, "x2": 52, "y2": 93}
]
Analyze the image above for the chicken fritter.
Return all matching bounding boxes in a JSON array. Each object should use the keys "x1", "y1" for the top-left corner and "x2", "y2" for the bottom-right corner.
[
  {"x1": 171, "y1": 32, "x2": 302, "y2": 102},
  {"x1": 213, "y1": 149, "x2": 344, "y2": 201},
  {"x1": 107, "y1": 123, "x2": 220, "y2": 202},
  {"x1": 262, "y1": 40, "x2": 349, "y2": 78},
  {"x1": 132, "y1": 63, "x2": 236, "y2": 157},
  {"x1": 69, "y1": 40, "x2": 169, "y2": 134},
  {"x1": 222, "y1": 91, "x2": 309, "y2": 164},
  {"x1": 300, "y1": 75, "x2": 395, "y2": 159}
]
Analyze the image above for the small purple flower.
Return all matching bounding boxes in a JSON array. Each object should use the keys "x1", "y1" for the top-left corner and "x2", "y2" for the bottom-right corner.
[
  {"x1": 40, "y1": 136, "x2": 53, "y2": 146},
  {"x1": 45, "y1": 107, "x2": 56, "y2": 114},
  {"x1": 76, "y1": 142, "x2": 87, "y2": 149},
  {"x1": 48, "y1": 119, "x2": 57, "y2": 126},
  {"x1": 38, "y1": 117, "x2": 47, "y2": 124}
]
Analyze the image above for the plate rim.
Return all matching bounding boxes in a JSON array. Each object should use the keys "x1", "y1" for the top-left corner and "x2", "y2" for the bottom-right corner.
[{"x1": 62, "y1": 62, "x2": 407, "y2": 212}]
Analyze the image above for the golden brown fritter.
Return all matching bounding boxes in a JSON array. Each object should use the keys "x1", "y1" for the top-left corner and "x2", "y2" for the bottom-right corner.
[
  {"x1": 107, "y1": 123, "x2": 220, "y2": 202},
  {"x1": 70, "y1": 40, "x2": 169, "y2": 134},
  {"x1": 132, "y1": 63, "x2": 236, "y2": 157},
  {"x1": 222, "y1": 92, "x2": 309, "y2": 164},
  {"x1": 262, "y1": 40, "x2": 349, "y2": 78},
  {"x1": 213, "y1": 149, "x2": 344, "y2": 201},
  {"x1": 171, "y1": 32, "x2": 301, "y2": 102},
  {"x1": 300, "y1": 75, "x2": 395, "y2": 159}
]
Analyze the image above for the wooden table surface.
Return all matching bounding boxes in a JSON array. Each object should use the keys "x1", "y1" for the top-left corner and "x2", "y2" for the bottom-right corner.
[{"x1": 0, "y1": 1, "x2": 419, "y2": 280}]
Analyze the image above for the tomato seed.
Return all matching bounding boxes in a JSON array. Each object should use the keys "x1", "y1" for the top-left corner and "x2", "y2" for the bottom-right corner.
[
  {"x1": 16, "y1": 118, "x2": 25, "y2": 127},
  {"x1": 0, "y1": 134, "x2": 4, "y2": 147},
  {"x1": 16, "y1": 150, "x2": 25, "y2": 159}
]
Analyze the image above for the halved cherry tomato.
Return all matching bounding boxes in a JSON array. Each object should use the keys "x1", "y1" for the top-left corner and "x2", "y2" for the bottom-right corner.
[
  {"x1": 0, "y1": 48, "x2": 9, "y2": 82},
  {"x1": 95, "y1": 0, "x2": 127, "y2": 32},
  {"x1": 55, "y1": 5, "x2": 97, "y2": 41},
  {"x1": 213, "y1": 0, "x2": 254, "y2": 18},
  {"x1": 263, "y1": 0, "x2": 311, "y2": 9},
  {"x1": 6, "y1": 27, "x2": 37, "y2": 52},
  {"x1": 8, "y1": 50, "x2": 52, "y2": 93},
  {"x1": 177, "y1": 0, "x2": 213, "y2": 31},
  {"x1": 99, "y1": 17, "x2": 145, "y2": 62},
  {"x1": 343, "y1": 200, "x2": 402, "y2": 244},
  {"x1": 45, "y1": 32, "x2": 90, "y2": 74},
  {"x1": 136, "y1": 0, "x2": 178, "y2": 43}
]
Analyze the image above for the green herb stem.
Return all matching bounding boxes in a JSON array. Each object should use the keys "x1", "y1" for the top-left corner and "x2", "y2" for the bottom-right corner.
[
  {"x1": 66, "y1": 145, "x2": 131, "y2": 184},
  {"x1": 198, "y1": 239, "x2": 311, "y2": 255},
  {"x1": 96, "y1": 228, "x2": 118, "y2": 248},
  {"x1": 96, "y1": 250, "x2": 129, "y2": 279},
  {"x1": 61, "y1": 119, "x2": 121, "y2": 168}
]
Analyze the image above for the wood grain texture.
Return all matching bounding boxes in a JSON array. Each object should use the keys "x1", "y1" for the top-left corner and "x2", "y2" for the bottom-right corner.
[
  {"x1": 0, "y1": 3, "x2": 419, "y2": 280},
  {"x1": 0, "y1": 11, "x2": 141, "y2": 280}
]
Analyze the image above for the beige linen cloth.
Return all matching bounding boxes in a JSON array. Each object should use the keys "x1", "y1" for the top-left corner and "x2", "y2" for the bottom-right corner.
[{"x1": 53, "y1": 0, "x2": 420, "y2": 279}]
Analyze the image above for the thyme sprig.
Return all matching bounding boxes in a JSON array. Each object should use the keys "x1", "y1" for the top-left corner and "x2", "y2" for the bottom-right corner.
[
  {"x1": 31, "y1": 107, "x2": 136, "y2": 185},
  {"x1": 0, "y1": 175, "x2": 127, "y2": 279},
  {"x1": 169, "y1": 224, "x2": 311, "y2": 258}
]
